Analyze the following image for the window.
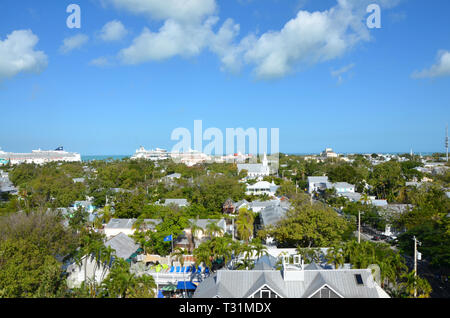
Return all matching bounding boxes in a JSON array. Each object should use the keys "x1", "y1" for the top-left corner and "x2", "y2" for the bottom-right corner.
[
  {"x1": 253, "y1": 286, "x2": 279, "y2": 298},
  {"x1": 311, "y1": 286, "x2": 340, "y2": 298},
  {"x1": 261, "y1": 290, "x2": 271, "y2": 298},
  {"x1": 355, "y1": 274, "x2": 364, "y2": 285}
]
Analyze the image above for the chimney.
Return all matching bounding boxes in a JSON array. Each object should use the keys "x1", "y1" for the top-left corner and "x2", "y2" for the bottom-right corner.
[{"x1": 281, "y1": 255, "x2": 305, "y2": 281}]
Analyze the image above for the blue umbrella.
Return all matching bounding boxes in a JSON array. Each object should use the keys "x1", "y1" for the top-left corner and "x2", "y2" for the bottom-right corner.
[{"x1": 157, "y1": 290, "x2": 164, "y2": 298}]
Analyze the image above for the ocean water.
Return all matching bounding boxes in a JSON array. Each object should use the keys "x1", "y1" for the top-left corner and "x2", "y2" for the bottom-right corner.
[{"x1": 81, "y1": 155, "x2": 130, "y2": 162}]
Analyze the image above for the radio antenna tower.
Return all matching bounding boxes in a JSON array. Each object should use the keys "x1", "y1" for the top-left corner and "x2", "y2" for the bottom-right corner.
[{"x1": 446, "y1": 124, "x2": 449, "y2": 162}]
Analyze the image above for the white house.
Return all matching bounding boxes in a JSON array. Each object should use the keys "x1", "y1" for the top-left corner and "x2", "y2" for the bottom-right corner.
[
  {"x1": 246, "y1": 181, "x2": 279, "y2": 197},
  {"x1": 104, "y1": 219, "x2": 137, "y2": 238},
  {"x1": 194, "y1": 254, "x2": 390, "y2": 298},
  {"x1": 333, "y1": 182, "x2": 355, "y2": 194},
  {"x1": 308, "y1": 176, "x2": 331, "y2": 194}
]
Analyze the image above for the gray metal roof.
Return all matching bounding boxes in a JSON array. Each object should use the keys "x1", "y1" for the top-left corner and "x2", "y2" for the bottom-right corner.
[
  {"x1": 189, "y1": 218, "x2": 226, "y2": 230},
  {"x1": 105, "y1": 218, "x2": 137, "y2": 230},
  {"x1": 307, "y1": 176, "x2": 329, "y2": 183},
  {"x1": 237, "y1": 164, "x2": 268, "y2": 174},
  {"x1": 339, "y1": 192, "x2": 362, "y2": 201},
  {"x1": 333, "y1": 182, "x2": 355, "y2": 189},
  {"x1": 235, "y1": 199, "x2": 249, "y2": 209},
  {"x1": 249, "y1": 200, "x2": 280, "y2": 209},
  {"x1": 105, "y1": 218, "x2": 225, "y2": 231},
  {"x1": 105, "y1": 233, "x2": 139, "y2": 260},
  {"x1": 260, "y1": 205, "x2": 289, "y2": 226},
  {"x1": 253, "y1": 255, "x2": 278, "y2": 270},
  {"x1": 193, "y1": 268, "x2": 389, "y2": 298},
  {"x1": 165, "y1": 173, "x2": 181, "y2": 179},
  {"x1": 161, "y1": 198, "x2": 189, "y2": 207}
]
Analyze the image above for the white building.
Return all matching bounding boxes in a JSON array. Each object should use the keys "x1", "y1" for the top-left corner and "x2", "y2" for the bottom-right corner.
[
  {"x1": 104, "y1": 219, "x2": 137, "y2": 238},
  {"x1": 194, "y1": 254, "x2": 390, "y2": 298},
  {"x1": 237, "y1": 154, "x2": 271, "y2": 179},
  {"x1": 246, "y1": 181, "x2": 279, "y2": 197},
  {"x1": 308, "y1": 176, "x2": 332, "y2": 194},
  {"x1": 171, "y1": 150, "x2": 211, "y2": 167},
  {"x1": 308, "y1": 177, "x2": 356, "y2": 195},
  {"x1": 321, "y1": 148, "x2": 338, "y2": 159},
  {"x1": 131, "y1": 147, "x2": 170, "y2": 161},
  {"x1": 333, "y1": 182, "x2": 355, "y2": 194}
]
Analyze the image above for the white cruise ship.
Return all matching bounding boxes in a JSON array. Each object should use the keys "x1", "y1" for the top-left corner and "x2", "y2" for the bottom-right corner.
[
  {"x1": 0, "y1": 147, "x2": 81, "y2": 165},
  {"x1": 131, "y1": 147, "x2": 170, "y2": 161}
]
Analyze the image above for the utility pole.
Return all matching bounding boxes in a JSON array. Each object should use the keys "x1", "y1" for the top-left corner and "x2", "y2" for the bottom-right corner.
[
  {"x1": 231, "y1": 217, "x2": 235, "y2": 241},
  {"x1": 413, "y1": 236, "x2": 422, "y2": 298},
  {"x1": 358, "y1": 211, "x2": 361, "y2": 243}
]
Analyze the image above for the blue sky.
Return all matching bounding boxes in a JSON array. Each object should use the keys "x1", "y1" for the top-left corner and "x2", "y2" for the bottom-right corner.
[{"x1": 0, "y1": 0, "x2": 449, "y2": 155}]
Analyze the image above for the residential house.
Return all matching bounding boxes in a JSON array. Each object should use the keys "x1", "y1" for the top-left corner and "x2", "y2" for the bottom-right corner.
[
  {"x1": 158, "y1": 198, "x2": 190, "y2": 208},
  {"x1": 73, "y1": 200, "x2": 96, "y2": 213},
  {"x1": 193, "y1": 255, "x2": 389, "y2": 298},
  {"x1": 246, "y1": 181, "x2": 279, "y2": 197},
  {"x1": 308, "y1": 176, "x2": 332, "y2": 194},
  {"x1": 66, "y1": 233, "x2": 140, "y2": 288},
  {"x1": 333, "y1": 182, "x2": 355, "y2": 194},
  {"x1": 104, "y1": 218, "x2": 226, "y2": 245},
  {"x1": 104, "y1": 218, "x2": 137, "y2": 238},
  {"x1": 0, "y1": 171, "x2": 18, "y2": 195}
]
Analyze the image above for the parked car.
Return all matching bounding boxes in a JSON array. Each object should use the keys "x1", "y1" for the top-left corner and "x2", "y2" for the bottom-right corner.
[
  {"x1": 387, "y1": 237, "x2": 398, "y2": 245},
  {"x1": 379, "y1": 234, "x2": 388, "y2": 240},
  {"x1": 372, "y1": 235, "x2": 381, "y2": 241}
]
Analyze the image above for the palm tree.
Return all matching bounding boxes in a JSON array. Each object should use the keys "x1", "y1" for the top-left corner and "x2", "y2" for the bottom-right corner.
[
  {"x1": 99, "y1": 246, "x2": 116, "y2": 282},
  {"x1": 171, "y1": 247, "x2": 187, "y2": 268},
  {"x1": 193, "y1": 244, "x2": 213, "y2": 270},
  {"x1": 326, "y1": 244, "x2": 345, "y2": 269},
  {"x1": 242, "y1": 243, "x2": 254, "y2": 263},
  {"x1": 236, "y1": 208, "x2": 254, "y2": 243},
  {"x1": 400, "y1": 271, "x2": 432, "y2": 298},
  {"x1": 171, "y1": 247, "x2": 188, "y2": 297},
  {"x1": 360, "y1": 191, "x2": 370, "y2": 205},
  {"x1": 206, "y1": 221, "x2": 224, "y2": 238},
  {"x1": 132, "y1": 218, "x2": 146, "y2": 232},
  {"x1": 230, "y1": 240, "x2": 243, "y2": 268},
  {"x1": 188, "y1": 217, "x2": 203, "y2": 251},
  {"x1": 212, "y1": 238, "x2": 232, "y2": 270},
  {"x1": 400, "y1": 271, "x2": 417, "y2": 297},
  {"x1": 251, "y1": 239, "x2": 268, "y2": 262}
]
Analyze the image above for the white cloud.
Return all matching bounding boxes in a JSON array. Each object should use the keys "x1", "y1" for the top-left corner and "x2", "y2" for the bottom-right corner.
[
  {"x1": 102, "y1": 0, "x2": 217, "y2": 22},
  {"x1": 99, "y1": 20, "x2": 128, "y2": 42},
  {"x1": 119, "y1": 17, "x2": 219, "y2": 64},
  {"x1": 109, "y1": 0, "x2": 400, "y2": 79},
  {"x1": 235, "y1": 2, "x2": 371, "y2": 79},
  {"x1": 0, "y1": 29, "x2": 48, "y2": 80},
  {"x1": 412, "y1": 50, "x2": 450, "y2": 79},
  {"x1": 59, "y1": 34, "x2": 89, "y2": 54},
  {"x1": 331, "y1": 63, "x2": 355, "y2": 84},
  {"x1": 89, "y1": 57, "x2": 111, "y2": 67},
  {"x1": 331, "y1": 63, "x2": 355, "y2": 77}
]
